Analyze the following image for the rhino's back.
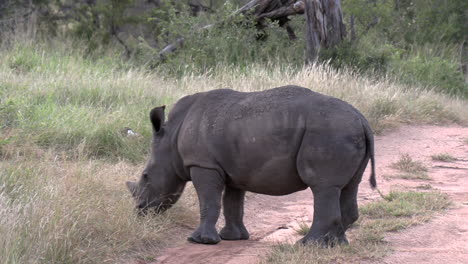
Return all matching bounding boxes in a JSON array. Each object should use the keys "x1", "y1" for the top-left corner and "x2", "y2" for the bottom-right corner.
[{"x1": 176, "y1": 86, "x2": 364, "y2": 195}]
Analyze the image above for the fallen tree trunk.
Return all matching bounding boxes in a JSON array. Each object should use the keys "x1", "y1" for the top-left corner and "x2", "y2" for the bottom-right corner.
[
  {"x1": 159, "y1": 38, "x2": 185, "y2": 59},
  {"x1": 235, "y1": 0, "x2": 305, "y2": 19},
  {"x1": 158, "y1": 0, "x2": 306, "y2": 59},
  {"x1": 257, "y1": 2, "x2": 305, "y2": 20}
]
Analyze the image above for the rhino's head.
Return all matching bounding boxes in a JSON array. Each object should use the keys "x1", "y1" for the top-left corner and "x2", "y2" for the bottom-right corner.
[{"x1": 126, "y1": 106, "x2": 185, "y2": 215}]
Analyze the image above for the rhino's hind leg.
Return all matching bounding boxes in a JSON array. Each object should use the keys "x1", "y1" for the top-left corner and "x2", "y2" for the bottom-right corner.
[
  {"x1": 339, "y1": 154, "x2": 369, "y2": 242},
  {"x1": 338, "y1": 184, "x2": 358, "y2": 244},
  {"x1": 299, "y1": 187, "x2": 346, "y2": 247},
  {"x1": 188, "y1": 167, "x2": 224, "y2": 245},
  {"x1": 219, "y1": 186, "x2": 249, "y2": 240}
]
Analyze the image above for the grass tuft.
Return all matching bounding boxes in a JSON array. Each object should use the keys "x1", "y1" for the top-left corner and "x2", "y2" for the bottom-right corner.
[
  {"x1": 416, "y1": 184, "x2": 433, "y2": 190},
  {"x1": 293, "y1": 221, "x2": 311, "y2": 236},
  {"x1": 431, "y1": 153, "x2": 457, "y2": 162},
  {"x1": 390, "y1": 154, "x2": 429, "y2": 179},
  {"x1": 387, "y1": 173, "x2": 431, "y2": 180}
]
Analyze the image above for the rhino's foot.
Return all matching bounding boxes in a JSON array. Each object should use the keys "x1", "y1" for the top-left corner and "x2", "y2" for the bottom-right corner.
[
  {"x1": 219, "y1": 225, "x2": 249, "y2": 240},
  {"x1": 297, "y1": 234, "x2": 348, "y2": 248},
  {"x1": 187, "y1": 228, "x2": 221, "y2": 245}
]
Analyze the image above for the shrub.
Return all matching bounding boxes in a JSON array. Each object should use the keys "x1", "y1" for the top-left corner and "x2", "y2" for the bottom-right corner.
[{"x1": 390, "y1": 49, "x2": 467, "y2": 97}]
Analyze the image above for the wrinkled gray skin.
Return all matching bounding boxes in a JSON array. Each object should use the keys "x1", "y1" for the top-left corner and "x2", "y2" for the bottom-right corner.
[{"x1": 127, "y1": 85, "x2": 376, "y2": 246}]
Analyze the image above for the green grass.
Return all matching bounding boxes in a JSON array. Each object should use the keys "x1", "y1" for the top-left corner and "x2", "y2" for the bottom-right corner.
[
  {"x1": 431, "y1": 153, "x2": 457, "y2": 162},
  {"x1": 388, "y1": 44, "x2": 467, "y2": 97},
  {"x1": 262, "y1": 191, "x2": 451, "y2": 264},
  {"x1": 0, "y1": 42, "x2": 176, "y2": 162},
  {"x1": 360, "y1": 191, "x2": 450, "y2": 218},
  {"x1": 293, "y1": 221, "x2": 311, "y2": 236},
  {"x1": 0, "y1": 39, "x2": 466, "y2": 263},
  {"x1": 1, "y1": 42, "x2": 466, "y2": 162}
]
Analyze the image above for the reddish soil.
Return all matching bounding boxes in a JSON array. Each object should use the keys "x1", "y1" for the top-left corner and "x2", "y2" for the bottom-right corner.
[{"x1": 147, "y1": 125, "x2": 468, "y2": 264}]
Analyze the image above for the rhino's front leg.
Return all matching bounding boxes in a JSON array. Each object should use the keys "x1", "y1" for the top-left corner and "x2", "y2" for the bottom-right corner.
[
  {"x1": 188, "y1": 167, "x2": 224, "y2": 244},
  {"x1": 220, "y1": 186, "x2": 249, "y2": 240}
]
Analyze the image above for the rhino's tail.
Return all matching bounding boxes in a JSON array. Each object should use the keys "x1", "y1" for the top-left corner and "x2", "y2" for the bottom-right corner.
[{"x1": 363, "y1": 120, "x2": 377, "y2": 189}]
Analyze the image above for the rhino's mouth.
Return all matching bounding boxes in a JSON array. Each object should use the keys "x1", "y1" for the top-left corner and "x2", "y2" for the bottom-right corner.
[{"x1": 136, "y1": 199, "x2": 173, "y2": 215}]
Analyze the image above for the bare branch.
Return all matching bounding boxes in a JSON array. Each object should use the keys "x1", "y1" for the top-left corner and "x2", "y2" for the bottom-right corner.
[
  {"x1": 159, "y1": 37, "x2": 184, "y2": 60},
  {"x1": 111, "y1": 23, "x2": 131, "y2": 58}
]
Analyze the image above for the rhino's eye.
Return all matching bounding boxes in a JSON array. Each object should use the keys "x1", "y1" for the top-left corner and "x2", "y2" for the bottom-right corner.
[{"x1": 142, "y1": 173, "x2": 149, "y2": 181}]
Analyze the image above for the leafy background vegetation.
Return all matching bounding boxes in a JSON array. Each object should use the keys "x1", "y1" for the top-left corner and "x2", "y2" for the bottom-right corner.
[{"x1": 2, "y1": 0, "x2": 465, "y2": 96}]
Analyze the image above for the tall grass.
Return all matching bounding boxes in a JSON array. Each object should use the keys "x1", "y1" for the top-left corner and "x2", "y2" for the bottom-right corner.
[
  {"x1": 0, "y1": 157, "x2": 198, "y2": 264},
  {"x1": 2, "y1": 41, "x2": 466, "y2": 159},
  {"x1": 0, "y1": 39, "x2": 467, "y2": 263}
]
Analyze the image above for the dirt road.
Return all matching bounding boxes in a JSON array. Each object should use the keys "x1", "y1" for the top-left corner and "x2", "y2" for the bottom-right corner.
[{"x1": 148, "y1": 126, "x2": 468, "y2": 264}]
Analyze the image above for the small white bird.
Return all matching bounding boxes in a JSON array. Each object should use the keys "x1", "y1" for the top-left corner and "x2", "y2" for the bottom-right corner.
[{"x1": 121, "y1": 127, "x2": 140, "y2": 137}]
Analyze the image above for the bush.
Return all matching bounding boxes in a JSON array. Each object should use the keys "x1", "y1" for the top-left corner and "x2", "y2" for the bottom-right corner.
[
  {"x1": 142, "y1": 3, "x2": 305, "y2": 75},
  {"x1": 318, "y1": 33, "x2": 467, "y2": 98},
  {"x1": 319, "y1": 40, "x2": 395, "y2": 74},
  {"x1": 390, "y1": 49, "x2": 467, "y2": 97}
]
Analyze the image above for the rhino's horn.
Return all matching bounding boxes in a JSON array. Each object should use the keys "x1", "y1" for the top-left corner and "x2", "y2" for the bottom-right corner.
[{"x1": 126, "y1": 181, "x2": 138, "y2": 198}]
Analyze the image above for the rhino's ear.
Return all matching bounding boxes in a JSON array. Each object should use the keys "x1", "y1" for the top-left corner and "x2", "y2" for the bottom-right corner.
[
  {"x1": 126, "y1": 181, "x2": 138, "y2": 198},
  {"x1": 150, "y1": 106, "x2": 166, "y2": 133}
]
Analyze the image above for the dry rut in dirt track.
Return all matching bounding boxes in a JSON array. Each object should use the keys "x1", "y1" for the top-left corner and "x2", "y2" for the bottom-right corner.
[{"x1": 146, "y1": 125, "x2": 468, "y2": 264}]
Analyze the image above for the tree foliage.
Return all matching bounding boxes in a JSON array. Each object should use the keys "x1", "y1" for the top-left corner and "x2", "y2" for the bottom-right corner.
[
  {"x1": 1, "y1": 0, "x2": 466, "y2": 97},
  {"x1": 343, "y1": 0, "x2": 467, "y2": 45}
]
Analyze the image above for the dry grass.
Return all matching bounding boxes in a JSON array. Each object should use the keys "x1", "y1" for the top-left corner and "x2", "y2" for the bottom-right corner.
[
  {"x1": 415, "y1": 184, "x2": 433, "y2": 190},
  {"x1": 0, "y1": 150, "x2": 198, "y2": 264},
  {"x1": 431, "y1": 153, "x2": 457, "y2": 162},
  {"x1": 390, "y1": 154, "x2": 429, "y2": 179},
  {"x1": 391, "y1": 154, "x2": 428, "y2": 173},
  {"x1": 262, "y1": 191, "x2": 451, "y2": 264},
  {"x1": 260, "y1": 242, "x2": 387, "y2": 264},
  {"x1": 386, "y1": 173, "x2": 431, "y2": 180}
]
